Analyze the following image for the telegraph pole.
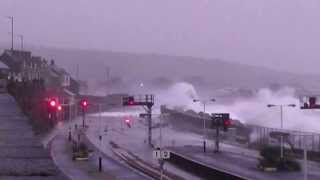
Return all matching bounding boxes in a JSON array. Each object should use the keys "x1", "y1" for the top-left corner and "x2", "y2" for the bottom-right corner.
[{"x1": 6, "y1": 16, "x2": 14, "y2": 50}]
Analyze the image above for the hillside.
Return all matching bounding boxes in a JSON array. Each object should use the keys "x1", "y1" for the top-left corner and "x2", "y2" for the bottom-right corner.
[{"x1": 1, "y1": 45, "x2": 319, "y2": 93}]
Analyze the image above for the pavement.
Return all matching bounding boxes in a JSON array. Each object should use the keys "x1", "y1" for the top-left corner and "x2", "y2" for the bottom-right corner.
[
  {"x1": 49, "y1": 134, "x2": 116, "y2": 180},
  {"x1": 48, "y1": 120, "x2": 150, "y2": 180},
  {"x1": 0, "y1": 93, "x2": 67, "y2": 180}
]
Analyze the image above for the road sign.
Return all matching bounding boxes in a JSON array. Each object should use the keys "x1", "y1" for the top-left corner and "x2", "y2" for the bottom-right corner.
[
  {"x1": 153, "y1": 150, "x2": 170, "y2": 159},
  {"x1": 213, "y1": 113, "x2": 229, "y2": 119}
]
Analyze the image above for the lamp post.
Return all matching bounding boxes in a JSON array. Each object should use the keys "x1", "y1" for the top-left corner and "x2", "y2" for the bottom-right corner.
[
  {"x1": 267, "y1": 103, "x2": 295, "y2": 159},
  {"x1": 193, "y1": 98, "x2": 216, "y2": 153}
]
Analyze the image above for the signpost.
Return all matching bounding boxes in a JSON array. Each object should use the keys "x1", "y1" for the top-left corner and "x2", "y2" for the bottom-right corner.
[
  {"x1": 153, "y1": 150, "x2": 170, "y2": 159},
  {"x1": 153, "y1": 150, "x2": 170, "y2": 180}
]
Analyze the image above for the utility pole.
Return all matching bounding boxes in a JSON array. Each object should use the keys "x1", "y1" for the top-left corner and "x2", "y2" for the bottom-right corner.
[{"x1": 6, "y1": 16, "x2": 14, "y2": 51}]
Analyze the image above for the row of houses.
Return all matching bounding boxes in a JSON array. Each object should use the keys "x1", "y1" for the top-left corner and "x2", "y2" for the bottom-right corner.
[{"x1": 0, "y1": 49, "x2": 79, "y2": 102}]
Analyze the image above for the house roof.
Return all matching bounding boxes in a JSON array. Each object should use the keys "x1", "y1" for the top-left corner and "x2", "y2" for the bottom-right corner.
[{"x1": 0, "y1": 61, "x2": 9, "y2": 69}]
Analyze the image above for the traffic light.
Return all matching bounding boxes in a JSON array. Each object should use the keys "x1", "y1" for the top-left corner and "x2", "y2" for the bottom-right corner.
[
  {"x1": 47, "y1": 98, "x2": 58, "y2": 121},
  {"x1": 124, "y1": 118, "x2": 131, "y2": 128},
  {"x1": 80, "y1": 99, "x2": 88, "y2": 108},
  {"x1": 57, "y1": 105, "x2": 62, "y2": 111},
  {"x1": 123, "y1": 96, "x2": 135, "y2": 106},
  {"x1": 49, "y1": 99, "x2": 57, "y2": 108},
  {"x1": 212, "y1": 113, "x2": 231, "y2": 131},
  {"x1": 79, "y1": 99, "x2": 88, "y2": 128},
  {"x1": 223, "y1": 119, "x2": 231, "y2": 132}
]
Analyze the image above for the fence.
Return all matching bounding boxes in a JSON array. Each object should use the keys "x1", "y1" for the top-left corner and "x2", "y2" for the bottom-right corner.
[{"x1": 248, "y1": 125, "x2": 320, "y2": 152}]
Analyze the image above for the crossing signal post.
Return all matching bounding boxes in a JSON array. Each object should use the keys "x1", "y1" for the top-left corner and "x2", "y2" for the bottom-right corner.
[
  {"x1": 48, "y1": 98, "x2": 58, "y2": 122},
  {"x1": 212, "y1": 113, "x2": 231, "y2": 152},
  {"x1": 123, "y1": 95, "x2": 154, "y2": 147},
  {"x1": 80, "y1": 99, "x2": 88, "y2": 128}
]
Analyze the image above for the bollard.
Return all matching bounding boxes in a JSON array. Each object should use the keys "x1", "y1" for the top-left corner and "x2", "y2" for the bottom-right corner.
[
  {"x1": 99, "y1": 157, "x2": 102, "y2": 172},
  {"x1": 68, "y1": 129, "x2": 72, "y2": 141}
]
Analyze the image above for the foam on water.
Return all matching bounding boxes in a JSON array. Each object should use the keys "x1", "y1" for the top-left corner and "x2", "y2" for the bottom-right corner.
[{"x1": 96, "y1": 82, "x2": 320, "y2": 133}]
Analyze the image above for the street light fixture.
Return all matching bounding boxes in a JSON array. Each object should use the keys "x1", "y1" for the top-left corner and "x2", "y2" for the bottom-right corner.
[
  {"x1": 193, "y1": 98, "x2": 216, "y2": 153},
  {"x1": 267, "y1": 103, "x2": 296, "y2": 160}
]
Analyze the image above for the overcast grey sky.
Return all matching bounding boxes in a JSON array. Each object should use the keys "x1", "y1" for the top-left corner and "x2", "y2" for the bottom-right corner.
[{"x1": 0, "y1": 0, "x2": 320, "y2": 75}]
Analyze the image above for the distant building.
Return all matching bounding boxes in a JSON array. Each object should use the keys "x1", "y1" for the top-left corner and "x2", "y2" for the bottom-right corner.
[
  {"x1": 0, "y1": 61, "x2": 9, "y2": 93},
  {"x1": 0, "y1": 61, "x2": 9, "y2": 79},
  {"x1": 0, "y1": 49, "x2": 79, "y2": 94}
]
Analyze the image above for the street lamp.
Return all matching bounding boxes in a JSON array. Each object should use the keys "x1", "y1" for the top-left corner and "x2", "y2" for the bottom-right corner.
[
  {"x1": 193, "y1": 98, "x2": 216, "y2": 153},
  {"x1": 267, "y1": 103, "x2": 296, "y2": 159}
]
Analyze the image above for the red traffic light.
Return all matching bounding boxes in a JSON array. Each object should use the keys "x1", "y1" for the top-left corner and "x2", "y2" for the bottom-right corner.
[
  {"x1": 49, "y1": 99, "x2": 56, "y2": 107},
  {"x1": 57, "y1": 105, "x2": 62, "y2": 111},
  {"x1": 125, "y1": 119, "x2": 130, "y2": 123},
  {"x1": 124, "y1": 117, "x2": 131, "y2": 128},
  {"x1": 223, "y1": 119, "x2": 231, "y2": 132},
  {"x1": 123, "y1": 96, "x2": 135, "y2": 106},
  {"x1": 223, "y1": 119, "x2": 231, "y2": 126},
  {"x1": 80, "y1": 99, "x2": 88, "y2": 107}
]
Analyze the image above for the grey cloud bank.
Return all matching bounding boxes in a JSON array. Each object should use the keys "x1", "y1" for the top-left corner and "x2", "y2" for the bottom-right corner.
[{"x1": 1, "y1": 0, "x2": 320, "y2": 74}]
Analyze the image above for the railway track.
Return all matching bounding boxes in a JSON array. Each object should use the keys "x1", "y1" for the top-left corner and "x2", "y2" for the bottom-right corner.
[{"x1": 110, "y1": 141, "x2": 184, "y2": 180}]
